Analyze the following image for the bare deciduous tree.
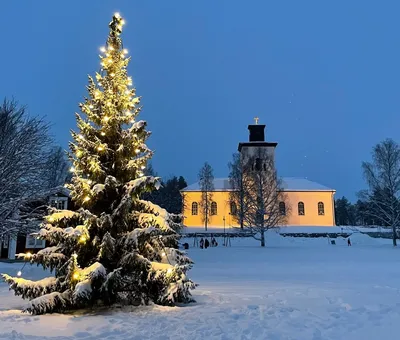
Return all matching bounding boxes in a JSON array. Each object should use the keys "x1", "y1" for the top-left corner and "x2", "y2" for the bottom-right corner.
[
  {"x1": 198, "y1": 162, "x2": 214, "y2": 231},
  {"x1": 42, "y1": 146, "x2": 70, "y2": 190},
  {"x1": 230, "y1": 149, "x2": 288, "y2": 246},
  {"x1": 228, "y1": 153, "x2": 249, "y2": 229},
  {"x1": 362, "y1": 139, "x2": 400, "y2": 246},
  {"x1": 0, "y1": 98, "x2": 52, "y2": 241}
]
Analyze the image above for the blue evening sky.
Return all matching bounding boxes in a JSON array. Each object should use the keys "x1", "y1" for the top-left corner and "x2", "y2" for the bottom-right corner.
[{"x1": 1, "y1": 1, "x2": 399, "y2": 201}]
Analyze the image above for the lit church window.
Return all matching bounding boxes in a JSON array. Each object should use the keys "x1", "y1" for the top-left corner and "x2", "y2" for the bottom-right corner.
[
  {"x1": 230, "y1": 202, "x2": 237, "y2": 215},
  {"x1": 298, "y1": 202, "x2": 305, "y2": 215},
  {"x1": 279, "y1": 202, "x2": 286, "y2": 216},
  {"x1": 211, "y1": 202, "x2": 218, "y2": 215},
  {"x1": 191, "y1": 202, "x2": 198, "y2": 215},
  {"x1": 318, "y1": 202, "x2": 325, "y2": 215}
]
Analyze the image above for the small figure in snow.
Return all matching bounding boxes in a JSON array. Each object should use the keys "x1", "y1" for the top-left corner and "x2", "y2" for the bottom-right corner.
[
  {"x1": 204, "y1": 239, "x2": 210, "y2": 249},
  {"x1": 211, "y1": 237, "x2": 217, "y2": 247},
  {"x1": 347, "y1": 238, "x2": 351, "y2": 246},
  {"x1": 199, "y1": 237, "x2": 204, "y2": 249}
]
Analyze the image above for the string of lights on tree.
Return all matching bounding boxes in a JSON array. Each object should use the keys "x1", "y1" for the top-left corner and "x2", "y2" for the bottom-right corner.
[{"x1": 3, "y1": 12, "x2": 195, "y2": 314}]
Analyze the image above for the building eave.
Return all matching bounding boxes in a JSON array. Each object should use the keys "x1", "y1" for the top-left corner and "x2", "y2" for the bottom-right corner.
[{"x1": 238, "y1": 142, "x2": 278, "y2": 152}]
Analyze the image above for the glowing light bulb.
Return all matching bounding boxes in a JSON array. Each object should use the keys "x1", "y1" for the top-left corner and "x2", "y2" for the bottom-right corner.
[
  {"x1": 135, "y1": 149, "x2": 140, "y2": 154},
  {"x1": 69, "y1": 166, "x2": 75, "y2": 172},
  {"x1": 25, "y1": 252, "x2": 32, "y2": 259},
  {"x1": 17, "y1": 271, "x2": 22, "y2": 277},
  {"x1": 79, "y1": 235, "x2": 87, "y2": 243},
  {"x1": 97, "y1": 146, "x2": 104, "y2": 151},
  {"x1": 110, "y1": 73, "x2": 115, "y2": 77},
  {"x1": 49, "y1": 216, "x2": 55, "y2": 222},
  {"x1": 84, "y1": 196, "x2": 90, "y2": 202},
  {"x1": 114, "y1": 12, "x2": 121, "y2": 18},
  {"x1": 141, "y1": 165, "x2": 146, "y2": 170},
  {"x1": 133, "y1": 134, "x2": 137, "y2": 138},
  {"x1": 76, "y1": 150, "x2": 83, "y2": 158},
  {"x1": 100, "y1": 46, "x2": 106, "y2": 53},
  {"x1": 72, "y1": 272, "x2": 79, "y2": 280},
  {"x1": 89, "y1": 104, "x2": 93, "y2": 109},
  {"x1": 87, "y1": 179, "x2": 92, "y2": 185},
  {"x1": 123, "y1": 49, "x2": 128, "y2": 54},
  {"x1": 108, "y1": 45, "x2": 114, "y2": 51},
  {"x1": 103, "y1": 116, "x2": 110, "y2": 122},
  {"x1": 167, "y1": 268, "x2": 172, "y2": 274},
  {"x1": 161, "y1": 252, "x2": 166, "y2": 257},
  {"x1": 72, "y1": 253, "x2": 78, "y2": 259},
  {"x1": 125, "y1": 90, "x2": 130, "y2": 95},
  {"x1": 101, "y1": 131, "x2": 105, "y2": 136}
]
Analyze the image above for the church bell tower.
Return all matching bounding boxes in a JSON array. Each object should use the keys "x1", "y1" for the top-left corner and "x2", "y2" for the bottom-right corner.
[{"x1": 238, "y1": 118, "x2": 278, "y2": 167}]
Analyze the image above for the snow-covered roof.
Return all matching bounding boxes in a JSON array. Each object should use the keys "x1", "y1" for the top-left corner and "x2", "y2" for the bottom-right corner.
[
  {"x1": 280, "y1": 177, "x2": 334, "y2": 192},
  {"x1": 181, "y1": 177, "x2": 335, "y2": 192}
]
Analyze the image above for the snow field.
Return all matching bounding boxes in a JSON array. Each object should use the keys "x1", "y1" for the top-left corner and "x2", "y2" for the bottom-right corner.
[{"x1": 1, "y1": 232, "x2": 400, "y2": 340}]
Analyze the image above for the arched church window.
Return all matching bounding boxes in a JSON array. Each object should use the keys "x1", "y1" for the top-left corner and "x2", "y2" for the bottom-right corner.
[
  {"x1": 298, "y1": 202, "x2": 305, "y2": 215},
  {"x1": 255, "y1": 158, "x2": 262, "y2": 171},
  {"x1": 279, "y1": 202, "x2": 286, "y2": 216},
  {"x1": 191, "y1": 202, "x2": 198, "y2": 215},
  {"x1": 318, "y1": 202, "x2": 325, "y2": 215},
  {"x1": 230, "y1": 201, "x2": 237, "y2": 215},
  {"x1": 211, "y1": 202, "x2": 218, "y2": 215}
]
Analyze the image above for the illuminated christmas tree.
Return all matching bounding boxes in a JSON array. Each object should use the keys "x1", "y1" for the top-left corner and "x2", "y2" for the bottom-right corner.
[{"x1": 2, "y1": 13, "x2": 196, "y2": 314}]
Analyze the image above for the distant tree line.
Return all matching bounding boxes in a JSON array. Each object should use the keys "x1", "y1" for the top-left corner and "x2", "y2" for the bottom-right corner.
[
  {"x1": 143, "y1": 163, "x2": 187, "y2": 215},
  {"x1": 335, "y1": 197, "x2": 376, "y2": 226}
]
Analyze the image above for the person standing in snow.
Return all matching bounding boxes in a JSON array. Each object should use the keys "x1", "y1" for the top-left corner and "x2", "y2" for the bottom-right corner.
[
  {"x1": 204, "y1": 238, "x2": 210, "y2": 249},
  {"x1": 347, "y1": 238, "x2": 352, "y2": 246},
  {"x1": 199, "y1": 237, "x2": 204, "y2": 249}
]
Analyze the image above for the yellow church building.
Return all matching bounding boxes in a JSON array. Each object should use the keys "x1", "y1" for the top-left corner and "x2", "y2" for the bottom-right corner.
[{"x1": 181, "y1": 122, "x2": 336, "y2": 229}]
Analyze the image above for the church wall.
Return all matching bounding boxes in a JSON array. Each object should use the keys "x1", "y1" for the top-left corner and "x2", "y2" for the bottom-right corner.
[
  {"x1": 183, "y1": 191, "x2": 235, "y2": 228},
  {"x1": 284, "y1": 191, "x2": 335, "y2": 226},
  {"x1": 183, "y1": 190, "x2": 335, "y2": 228}
]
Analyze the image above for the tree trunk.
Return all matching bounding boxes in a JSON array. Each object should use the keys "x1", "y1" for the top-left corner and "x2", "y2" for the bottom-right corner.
[
  {"x1": 240, "y1": 189, "x2": 244, "y2": 229},
  {"x1": 392, "y1": 225, "x2": 397, "y2": 246},
  {"x1": 205, "y1": 192, "x2": 208, "y2": 231},
  {"x1": 260, "y1": 229, "x2": 265, "y2": 247}
]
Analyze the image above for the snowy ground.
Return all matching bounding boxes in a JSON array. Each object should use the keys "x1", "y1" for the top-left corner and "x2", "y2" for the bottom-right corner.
[{"x1": 1, "y1": 232, "x2": 400, "y2": 339}]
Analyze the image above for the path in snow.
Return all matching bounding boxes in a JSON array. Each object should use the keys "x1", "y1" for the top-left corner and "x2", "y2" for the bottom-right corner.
[{"x1": 1, "y1": 233, "x2": 400, "y2": 340}]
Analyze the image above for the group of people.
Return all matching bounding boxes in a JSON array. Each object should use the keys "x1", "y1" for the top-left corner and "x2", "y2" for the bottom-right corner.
[{"x1": 199, "y1": 237, "x2": 218, "y2": 249}]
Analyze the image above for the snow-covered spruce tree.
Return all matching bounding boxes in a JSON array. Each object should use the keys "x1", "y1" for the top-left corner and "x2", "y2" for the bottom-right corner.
[{"x1": 1, "y1": 13, "x2": 196, "y2": 314}]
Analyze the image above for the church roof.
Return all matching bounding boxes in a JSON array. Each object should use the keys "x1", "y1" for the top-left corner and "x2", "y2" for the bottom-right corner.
[{"x1": 181, "y1": 177, "x2": 335, "y2": 192}]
